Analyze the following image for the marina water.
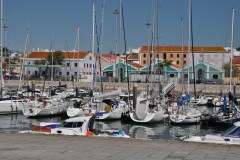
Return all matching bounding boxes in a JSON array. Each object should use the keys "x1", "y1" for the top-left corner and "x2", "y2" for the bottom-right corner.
[{"x1": 0, "y1": 106, "x2": 225, "y2": 140}]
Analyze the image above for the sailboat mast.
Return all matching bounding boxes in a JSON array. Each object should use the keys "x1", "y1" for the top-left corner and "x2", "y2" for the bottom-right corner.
[
  {"x1": 99, "y1": 1, "x2": 105, "y2": 93},
  {"x1": 121, "y1": 1, "x2": 130, "y2": 100},
  {"x1": 0, "y1": 0, "x2": 3, "y2": 98},
  {"x1": 91, "y1": 2, "x2": 95, "y2": 90},
  {"x1": 230, "y1": 7, "x2": 234, "y2": 93},
  {"x1": 187, "y1": 0, "x2": 191, "y2": 94},
  {"x1": 21, "y1": 29, "x2": 30, "y2": 85},
  {"x1": 51, "y1": 41, "x2": 54, "y2": 82},
  {"x1": 181, "y1": 17, "x2": 184, "y2": 93},
  {"x1": 76, "y1": 25, "x2": 80, "y2": 82}
]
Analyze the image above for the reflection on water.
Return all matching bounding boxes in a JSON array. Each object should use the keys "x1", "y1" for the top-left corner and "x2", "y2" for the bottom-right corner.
[
  {"x1": 0, "y1": 105, "x2": 225, "y2": 140},
  {"x1": 0, "y1": 114, "x2": 65, "y2": 133}
]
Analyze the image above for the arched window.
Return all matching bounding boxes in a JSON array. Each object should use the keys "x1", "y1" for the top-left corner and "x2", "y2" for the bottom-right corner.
[
  {"x1": 89, "y1": 56, "x2": 92, "y2": 60},
  {"x1": 213, "y1": 74, "x2": 218, "y2": 79},
  {"x1": 170, "y1": 74, "x2": 175, "y2": 78},
  {"x1": 197, "y1": 68, "x2": 204, "y2": 81}
]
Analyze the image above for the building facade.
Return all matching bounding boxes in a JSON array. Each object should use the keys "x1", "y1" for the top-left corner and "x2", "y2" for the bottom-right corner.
[
  {"x1": 25, "y1": 51, "x2": 95, "y2": 81},
  {"x1": 139, "y1": 46, "x2": 230, "y2": 69}
]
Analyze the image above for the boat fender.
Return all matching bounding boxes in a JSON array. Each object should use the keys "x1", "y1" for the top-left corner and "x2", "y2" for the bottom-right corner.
[
  {"x1": 105, "y1": 105, "x2": 111, "y2": 112},
  {"x1": 43, "y1": 102, "x2": 47, "y2": 107},
  {"x1": 86, "y1": 131, "x2": 93, "y2": 136},
  {"x1": 29, "y1": 96, "x2": 34, "y2": 101}
]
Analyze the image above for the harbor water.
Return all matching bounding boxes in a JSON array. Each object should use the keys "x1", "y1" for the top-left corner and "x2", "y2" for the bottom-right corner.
[{"x1": 0, "y1": 106, "x2": 227, "y2": 140}]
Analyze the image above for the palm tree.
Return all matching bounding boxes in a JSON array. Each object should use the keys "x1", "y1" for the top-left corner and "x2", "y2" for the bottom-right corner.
[
  {"x1": 155, "y1": 59, "x2": 172, "y2": 75},
  {"x1": 47, "y1": 50, "x2": 64, "y2": 65},
  {"x1": 47, "y1": 50, "x2": 64, "y2": 79},
  {"x1": 224, "y1": 62, "x2": 237, "y2": 77}
]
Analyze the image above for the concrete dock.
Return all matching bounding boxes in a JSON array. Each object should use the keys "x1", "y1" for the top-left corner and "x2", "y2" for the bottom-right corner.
[{"x1": 0, "y1": 133, "x2": 240, "y2": 160}]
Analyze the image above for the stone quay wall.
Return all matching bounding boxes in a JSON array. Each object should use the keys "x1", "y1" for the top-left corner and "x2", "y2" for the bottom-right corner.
[{"x1": 4, "y1": 80, "x2": 240, "y2": 96}]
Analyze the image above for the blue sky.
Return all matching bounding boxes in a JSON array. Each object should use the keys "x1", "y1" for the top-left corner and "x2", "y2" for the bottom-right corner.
[{"x1": 4, "y1": 0, "x2": 240, "y2": 53}]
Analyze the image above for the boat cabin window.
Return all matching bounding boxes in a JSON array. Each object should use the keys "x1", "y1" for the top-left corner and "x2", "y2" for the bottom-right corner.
[
  {"x1": 223, "y1": 126, "x2": 240, "y2": 137},
  {"x1": 62, "y1": 122, "x2": 83, "y2": 128}
]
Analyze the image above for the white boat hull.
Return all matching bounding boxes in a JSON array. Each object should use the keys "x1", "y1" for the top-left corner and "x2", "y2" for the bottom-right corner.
[
  {"x1": 0, "y1": 99, "x2": 25, "y2": 115},
  {"x1": 130, "y1": 111, "x2": 164, "y2": 123},
  {"x1": 169, "y1": 114, "x2": 201, "y2": 124},
  {"x1": 96, "y1": 108, "x2": 123, "y2": 120},
  {"x1": 184, "y1": 135, "x2": 240, "y2": 145},
  {"x1": 22, "y1": 100, "x2": 66, "y2": 117},
  {"x1": 67, "y1": 108, "x2": 96, "y2": 117}
]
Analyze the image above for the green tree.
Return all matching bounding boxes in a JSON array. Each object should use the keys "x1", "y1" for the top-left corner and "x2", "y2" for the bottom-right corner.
[
  {"x1": 5, "y1": 57, "x2": 19, "y2": 74},
  {"x1": 155, "y1": 60, "x2": 172, "y2": 74},
  {"x1": 47, "y1": 50, "x2": 64, "y2": 65},
  {"x1": 224, "y1": 62, "x2": 238, "y2": 77},
  {"x1": 47, "y1": 50, "x2": 64, "y2": 79}
]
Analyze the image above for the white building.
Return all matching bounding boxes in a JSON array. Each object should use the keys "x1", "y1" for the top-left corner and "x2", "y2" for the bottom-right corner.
[{"x1": 25, "y1": 51, "x2": 96, "y2": 81}]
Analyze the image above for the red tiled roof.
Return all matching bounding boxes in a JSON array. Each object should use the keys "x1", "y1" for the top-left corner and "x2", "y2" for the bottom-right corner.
[
  {"x1": 170, "y1": 63, "x2": 182, "y2": 69},
  {"x1": 131, "y1": 63, "x2": 144, "y2": 69},
  {"x1": 102, "y1": 54, "x2": 116, "y2": 60},
  {"x1": 140, "y1": 46, "x2": 228, "y2": 53},
  {"x1": 28, "y1": 51, "x2": 89, "y2": 59},
  {"x1": 128, "y1": 54, "x2": 139, "y2": 60}
]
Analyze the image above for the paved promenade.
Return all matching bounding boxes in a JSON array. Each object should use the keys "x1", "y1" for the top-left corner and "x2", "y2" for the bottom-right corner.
[{"x1": 0, "y1": 133, "x2": 240, "y2": 160}]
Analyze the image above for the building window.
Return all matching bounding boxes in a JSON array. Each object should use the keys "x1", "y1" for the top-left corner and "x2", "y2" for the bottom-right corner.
[
  {"x1": 67, "y1": 72, "x2": 69, "y2": 75},
  {"x1": 176, "y1": 61, "x2": 179, "y2": 65},
  {"x1": 184, "y1": 61, "x2": 186, "y2": 64},
  {"x1": 28, "y1": 71, "x2": 30, "y2": 74},
  {"x1": 67, "y1": 63, "x2": 70, "y2": 67},
  {"x1": 59, "y1": 72, "x2": 62, "y2": 75},
  {"x1": 184, "y1": 54, "x2": 186, "y2": 58},
  {"x1": 213, "y1": 74, "x2": 218, "y2": 79},
  {"x1": 184, "y1": 74, "x2": 188, "y2": 79},
  {"x1": 35, "y1": 71, "x2": 38, "y2": 75},
  {"x1": 170, "y1": 54, "x2": 173, "y2": 58},
  {"x1": 89, "y1": 64, "x2": 92, "y2": 68},
  {"x1": 75, "y1": 63, "x2": 78, "y2": 67},
  {"x1": 89, "y1": 56, "x2": 92, "y2": 60},
  {"x1": 156, "y1": 54, "x2": 159, "y2": 58},
  {"x1": 177, "y1": 54, "x2": 179, "y2": 58},
  {"x1": 143, "y1": 54, "x2": 146, "y2": 58},
  {"x1": 163, "y1": 52, "x2": 166, "y2": 59},
  {"x1": 143, "y1": 60, "x2": 146, "y2": 64},
  {"x1": 74, "y1": 72, "x2": 77, "y2": 75},
  {"x1": 87, "y1": 64, "x2": 88, "y2": 68},
  {"x1": 170, "y1": 74, "x2": 175, "y2": 78}
]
